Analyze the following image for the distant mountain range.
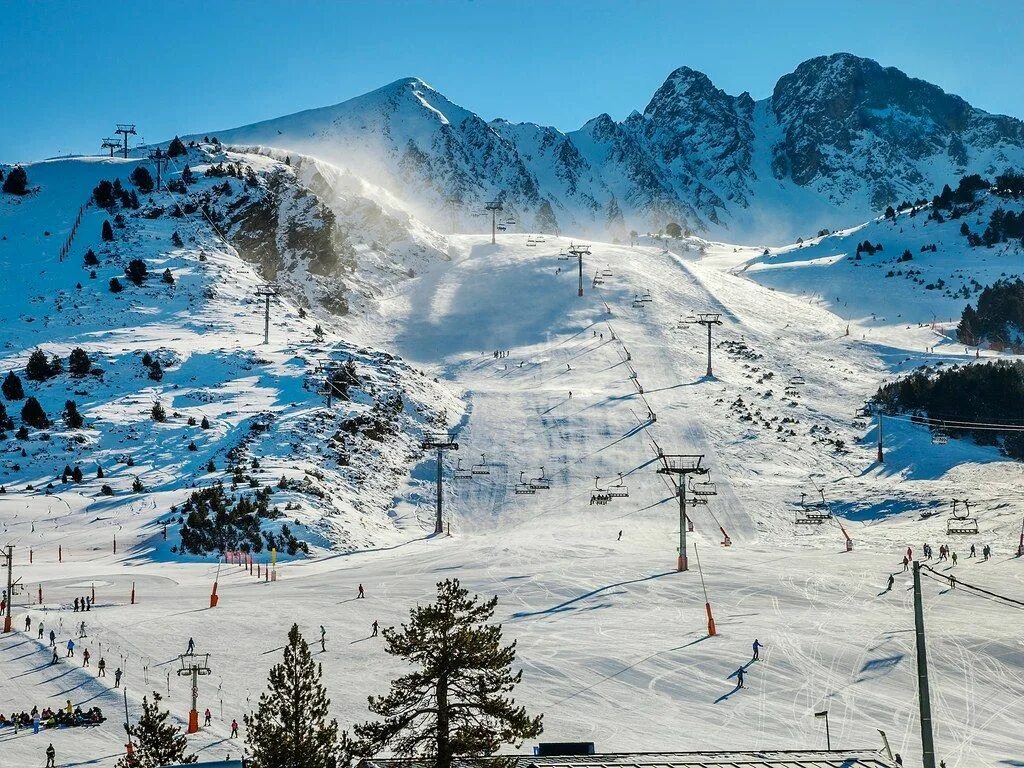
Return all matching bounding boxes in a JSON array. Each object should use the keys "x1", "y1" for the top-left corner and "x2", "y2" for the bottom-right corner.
[{"x1": 199, "y1": 53, "x2": 1024, "y2": 243}]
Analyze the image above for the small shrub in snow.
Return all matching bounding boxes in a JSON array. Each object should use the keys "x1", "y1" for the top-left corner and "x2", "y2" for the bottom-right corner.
[
  {"x1": 20, "y1": 397, "x2": 49, "y2": 428},
  {"x1": 151, "y1": 401, "x2": 167, "y2": 422},
  {"x1": 100, "y1": 484, "x2": 114, "y2": 496},
  {"x1": 148, "y1": 360, "x2": 164, "y2": 381},
  {"x1": 125, "y1": 258, "x2": 148, "y2": 285},
  {"x1": 109, "y1": 277, "x2": 123, "y2": 293},
  {"x1": 132, "y1": 477, "x2": 145, "y2": 493},
  {"x1": 2, "y1": 371, "x2": 25, "y2": 400}
]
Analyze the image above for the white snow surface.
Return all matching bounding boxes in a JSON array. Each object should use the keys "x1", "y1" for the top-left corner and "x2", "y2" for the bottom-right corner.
[{"x1": 1, "y1": 164, "x2": 1023, "y2": 768}]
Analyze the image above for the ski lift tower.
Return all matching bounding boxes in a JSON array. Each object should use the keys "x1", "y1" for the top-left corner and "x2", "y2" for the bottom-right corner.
[
  {"x1": 101, "y1": 138, "x2": 120, "y2": 157},
  {"x1": 114, "y1": 124, "x2": 136, "y2": 159},
  {"x1": 567, "y1": 243, "x2": 591, "y2": 297},
  {"x1": 177, "y1": 651, "x2": 212, "y2": 734},
  {"x1": 255, "y1": 283, "x2": 279, "y2": 345},
  {"x1": 657, "y1": 454, "x2": 708, "y2": 572},
  {"x1": 421, "y1": 432, "x2": 459, "y2": 534},
  {"x1": 484, "y1": 200, "x2": 503, "y2": 244},
  {"x1": 682, "y1": 313, "x2": 723, "y2": 377},
  {"x1": 2, "y1": 545, "x2": 23, "y2": 633}
]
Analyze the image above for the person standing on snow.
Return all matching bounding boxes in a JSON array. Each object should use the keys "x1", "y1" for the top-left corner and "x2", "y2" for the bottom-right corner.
[
  {"x1": 735, "y1": 667, "x2": 745, "y2": 688},
  {"x1": 49, "y1": 629, "x2": 56, "y2": 648},
  {"x1": 114, "y1": 667, "x2": 123, "y2": 687},
  {"x1": 320, "y1": 625, "x2": 326, "y2": 653},
  {"x1": 886, "y1": 574, "x2": 895, "y2": 592},
  {"x1": 951, "y1": 552, "x2": 958, "y2": 566},
  {"x1": 230, "y1": 719, "x2": 239, "y2": 738},
  {"x1": 186, "y1": 637, "x2": 195, "y2": 655},
  {"x1": 752, "y1": 639, "x2": 762, "y2": 661},
  {"x1": 66, "y1": 639, "x2": 75, "y2": 657},
  {"x1": 37, "y1": 621, "x2": 44, "y2": 640},
  {"x1": 901, "y1": 556, "x2": 909, "y2": 572},
  {"x1": 357, "y1": 584, "x2": 365, "y2": 599},
  {"x1": 371, "y1": 620, "x2": 379, "y2": 637},
  {"x1": 45, "y1": 743, "x2": 56, "y2": 768},
  {"x1": 204, "y1": 708, "x2": 212, "y2": 727}
]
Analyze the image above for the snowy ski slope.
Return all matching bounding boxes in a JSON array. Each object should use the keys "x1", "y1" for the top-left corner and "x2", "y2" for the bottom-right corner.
[{"x1": 1, "y1": 217, "x2": 1023, "y2": 768}]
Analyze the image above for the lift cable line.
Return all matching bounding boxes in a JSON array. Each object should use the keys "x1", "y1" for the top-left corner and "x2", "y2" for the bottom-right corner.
[
  {"x1": 919, "y1": 563, "x2": 1024, "y2": 609},
  {"x1": 421, "y1": 432, "x2": 459, "y2": 534}
]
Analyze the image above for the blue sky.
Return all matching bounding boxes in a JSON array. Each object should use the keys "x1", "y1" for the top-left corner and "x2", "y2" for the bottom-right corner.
[{"x1": 3, "y1": 0, "x2": 1023, "y2": 162}]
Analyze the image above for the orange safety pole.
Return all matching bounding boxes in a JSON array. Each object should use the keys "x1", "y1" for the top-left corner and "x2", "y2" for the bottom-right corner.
[{"x1": 705, "y1": 601, "x2": 717, "y2": 636}]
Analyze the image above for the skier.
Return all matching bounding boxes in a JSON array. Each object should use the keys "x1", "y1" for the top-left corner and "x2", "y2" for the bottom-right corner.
[
  {"x1": 949, "y1": 574, "x2": 957, "y2": 590},
  {"x1": 86, "y1": 596, "x2": 91, "y2": 611},
  {"x1": 82, "y1": 648, "x2": 90, "y2": 668},
  {"x1": 114, "y1": 667, "x2": 122, "y2": 687},
  {"x1": 951, "y1": 552, "x2": 958, "y2": 566},
  {"x1": 49, "y1": 629, "x2": 56, "y2": 648},
  {"x1": 74, "y1": 597, "x2": 80, "y2": 612},
  {"x1": 969, "y1": 544, "x2": 976, "y2": 558},
  {"x1": 566, "y1": 363, "x2": 571, "y2": 371},
  {"x1": 901, "y1": 556, "x2": 909, "y2": 572},
  {"x1": 25, "y1": 615, "x2": 31, "y2": 632},
  {"x1": 50, "y1": 648, "x2": 59, "y2": 665},
  {"x1": 204, "y1": 708, "x2": 212, "y2": 727},
  {"x1": 894, "y1": 754, "x2": 903, "y2": 766},
  {"x1": 66, "y1": 638, "x2": 75, "y2": 657},
  {"x1": 906, "y1": 546, "x2": 912, "y2": 561},
  {"x1": 37, "y1": 621, "x2": 44, "y2": 640},
  {"x1": 357, "y1": 584, "x2": 365, "y2": 599},
  {"x1": 371, "y1": 620, "x2": 379, "y2": 637},
  {"x1": 98, "y1": 657, "x2": 106, "y2": 677},
  {"x1": 568, "y1": 391, "x2": 572, "y2": 399},
  {"x1": 320, "y1": 625, "x2": 326, "y2": 653},
  {"x1": 79, "y1": 620, "x2": 86, "y2": 638},
  {"x1": 752, "y1": 639, "x2": 761, "y2": 661},
  {"x1": 230, "y1": 719, "x2": 239, "y2": 738},
  {"x1": 735, "y1": 667, "x2": 745, "y2": 689},
  {"x1": 186, "y1": 637, "x2": 195, "y2": 655},
  {"x1": 617, "y1": 530, "x2": 622, "y2": 541},
  {"x1": 886, "y1": 574, "x2": 895, "y2": 592},
  {"x1": 45, "y1": 743, "x2": 56, "y2": 768}
]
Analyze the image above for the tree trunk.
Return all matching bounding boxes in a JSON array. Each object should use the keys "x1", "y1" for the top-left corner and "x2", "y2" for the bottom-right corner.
[{"x1": 436, "y1": 674, "x2": 451, "y2": 768}]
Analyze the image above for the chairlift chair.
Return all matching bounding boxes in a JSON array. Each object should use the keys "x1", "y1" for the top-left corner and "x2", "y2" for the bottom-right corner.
[
  {"x1": 497, "y1": 225, "x2": 507, "y2": 231},
  {"x1": 514, "y1": 471, "x2": 536, "y2": 495},
  {"x1": 632, "y1": 296, "x2": 645, "y2": 308},
  {"x1": 932, "y1": 432, "x2": 949, "y2": 445},
  {"x1": 796, "y1": 489, "x2": 833, "y2": 522},
  {"x1": 946, "y1": 499, "x2": 978, "y2": 535},
  {"x1": 601, "y1": 268, "x2": 613, "y2": 277},
  {"x1": 590, "y1": 476, "x2": 612, "y2": 506},
  {"x1": 640, "y1": 289, "x2": 653, "y2": 302},
  {"x1": 454, "y1": 458, "x2": 472, "y2": 479},
  {"x1": 471, "y1": 454, "x2": 490, "y2": 475},
  {"x1": 606, "y1": 473, "x2": 629, "y2": 498},
  {"x1": 529, "y1": 466, "x2": 552, "y2": 491},
  {"x1": 788, "y1": 375, "x2": 806, "y2": 387},
  {"x1": 690, "y1": 481, "x2": 718, "y2": 496}
]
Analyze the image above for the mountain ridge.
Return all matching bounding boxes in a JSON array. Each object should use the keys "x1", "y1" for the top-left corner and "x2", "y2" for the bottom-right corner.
[{"x1": 194, "y1": 53, "x2": 1024, "y2": 243}]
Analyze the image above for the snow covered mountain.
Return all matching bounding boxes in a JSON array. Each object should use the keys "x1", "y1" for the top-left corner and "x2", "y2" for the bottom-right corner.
[{"x1": 199, "y1": 54, "x2": 1024, "y2": 243}]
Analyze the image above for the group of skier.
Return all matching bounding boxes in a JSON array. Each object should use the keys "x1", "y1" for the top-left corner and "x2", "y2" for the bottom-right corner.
[{"x1": 731, "y1": 639, "x2": 762, "y2": 689}]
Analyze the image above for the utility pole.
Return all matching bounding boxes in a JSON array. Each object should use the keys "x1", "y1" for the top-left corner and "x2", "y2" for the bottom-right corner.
[
  {"x1": 876, "y1": 410, "x2": 884, "y2": 463},
  {"x1": 177, "y1": 651, "x2": 212, "y2": 734},
  {"x1": 421, "y1": 433, "x2": 459, "y2": 534},
  {"x1": 912, "y1": 561, "x2": 937, "y2": 768},
  {"x1": 147, "y1": 147, "x2": 167, "y2": 191},
  {"x1": 567, "y1": 243, "x2": 591, "y2": 298},
  {"x1": 255, "y1": 284, "x2": 279, "y2": 345},
  {"x1": 101, "y1": 138, "x2": 120, "y2": 157},
  {"x1": 681, "y1": 313, "x2": 723, "y2": 377},
  {"x1": 656, "y1": 454, "x2": 707, "y2": 572},
  {"x1": 115, "y1": 124, "x2": 137, "y2": 159},
  {"x1": 484, "y1": 200, "x2": 503, "y2": 244}
]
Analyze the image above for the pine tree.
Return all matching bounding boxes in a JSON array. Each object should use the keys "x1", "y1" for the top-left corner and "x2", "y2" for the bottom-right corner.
[
  {"x1": 71, "y1": 465, "x2": 83, "y2": 482},
  {"x1": 2, "y1": 371, "x2": 24, "y2": 400},
  {"x1": 2, "y1": 166, "x2": 28, "y2": 195},
  {"x1": 63, "y1": 400, "x2": 84, "y2": 429},
  {"x1": 148, "y1": 360, "x2": 164, "y2": 381},
  {"x1": 93, "y1": 179, "x2": 117, "y2": 208},
  {"x1": 665, "y1": 222, "x2": 683, "y2": 238},
  {"x1": 349, "y1": 579, "x2": 543, "y2": 768},
  {"x1": 131, "y1": 166, "x2": 154, "y2": 193},
  {"x1": 102, "y1": 220, "x2": 115, "y2": 241},
  {"x1": 0, "y1": 401, "x2": 13, "y2": 431},
  {"x1": 109, "y1": 277, "x2": 123, "y2": 293},
  {"x1": 181, "y1": 165, "x2": 195, "y2": 184},
  {"x1": 126, "y1": 258, "x2": 148, "y2": 285},
  {"x1": 97, "y1": 464, "x2": 104, "y2": 479},
  {"x1": 162, "y1": 268, "x2": 175, "y2": 284},
  {"x1": 21, "y1": 397, "x2": 49, "y2": 429},
  {"x1": 83, "y1": 248, "x2": 100, "y2": 266},
  {"x1": 171, "y1": 231, "x2": 183, "y2": 247},
  {"x1": 69, "y1": 347, "x2": 91, "y2": 377},
  {"x1": 167, "y1": 136, "x2": 188, "y2": 158},
  {"x1": 245, "y1": 624, "x2": 338, "y2": 768},
  {"x1": 132, "y1": 476, "x2": 145, "y2": 493},
  {"x1": 151, "y1": 401, "x2": 167, "y2": 422},
  {"x1": 26, "y1": 349, "x2": 58, "y2": 381},
  {"x1": 200, "y1": 415, "x2": 210, "y2": 429},
  {"x1": 117, "y1": 692, "x2": 196, "y2": 768}
]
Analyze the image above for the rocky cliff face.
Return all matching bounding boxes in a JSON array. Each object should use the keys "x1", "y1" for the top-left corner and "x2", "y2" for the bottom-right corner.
[{"x1": 201, "y1": 54, "x2": 1024, "y2": 243}]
